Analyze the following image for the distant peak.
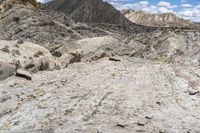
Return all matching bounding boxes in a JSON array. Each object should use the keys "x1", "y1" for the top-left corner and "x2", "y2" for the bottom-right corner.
[{"x1": 123, "y1": 9, "x2": 194, "y2": 27}]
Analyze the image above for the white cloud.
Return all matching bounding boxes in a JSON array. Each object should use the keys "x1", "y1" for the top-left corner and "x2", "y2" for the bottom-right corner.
[
  {"x1": 181, "y1": 4, "x2": 193, "y2": 8},
  {"x1": 36, "y1": 0, "x2": 50, "y2": 3},
  {"x1": 157, "y1": 1, "x2": 177, "y2": 9},
  {"x1": 139, "y1": 1, "x2": 150, "y2": 6},
  {"x1": 104, "y1": 0, "x2": 200, "y2": 22},
  {"x1": 158, "y1": 7, "x2": 173, "y2": 13},
  {"x1": 177, "y1": 4, "x2": 200, "y2": 22}
]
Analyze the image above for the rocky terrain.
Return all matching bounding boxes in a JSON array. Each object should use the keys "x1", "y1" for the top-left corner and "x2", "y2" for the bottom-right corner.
[
  {"x1": 0, "y1": 0, "x2": 200, "y2": 132},
  {"x1": 122, "y1": 10, "x2": 199, "y2": 28}
]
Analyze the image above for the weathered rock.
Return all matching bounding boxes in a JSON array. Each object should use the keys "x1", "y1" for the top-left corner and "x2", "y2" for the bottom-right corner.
[
  {"x1": 145, "y1": 115, "x2": 153, "y2": 120},
  {"x1": 69, "y1": 49, "x2": 83, "y2": 63},
  {"x1": 91, "y1": 50, "x2": 108, "y2": 61},
  {"x1": 188, "y1": 88, "x2": 199, "y2": 95},
  {"x1": 16, "y1": 69, "x2": 32, "y2": 80},
  {"x1": 24, "y1": 56, "x2": 53, "y2": 73},
  {"x1": 49, "y1": 60, "x2": 62, "y2": 71},
  {"x1": 0, "y1": 40, "x2": 53, "y2": 69},
  {"x1": 116, "y1": 123, "x2": 127, "y2": 128},
  {"x1": 57, "y1": 53, "x2": 74, "y2": 68},
  {"x1": 109, "y1": 55, "x2": 121, "y2": 62},
  {"x1": 137, "y1": 122, "x2": 145, "y2": 126},
  {"x1": 0, "y1": 62, "x2": 15, "y2": 81},
  {"x1": 58, "y1": 49, "x2": 83, "y2": 68}
]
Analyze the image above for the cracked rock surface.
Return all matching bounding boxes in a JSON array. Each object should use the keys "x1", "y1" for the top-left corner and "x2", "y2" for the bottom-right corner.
[{"x1": 1, "y1": 57, "x2": 200, "y2": 133}]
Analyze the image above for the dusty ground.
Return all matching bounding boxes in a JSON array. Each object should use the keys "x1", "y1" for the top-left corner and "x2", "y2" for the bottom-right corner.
[{"x1": 0, "y1": 57, "x2": 200, "y2": 133}]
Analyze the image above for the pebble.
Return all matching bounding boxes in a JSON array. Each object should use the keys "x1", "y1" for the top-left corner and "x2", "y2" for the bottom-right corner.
[
  {"x1": 109, "y1": 55, "x2": 121, "y2": 62},
  {"x1": 137, "y1": 122, "x2": 145, "y2": 126},
  {"x1": 145, "y1": 115, "x2": 153, "y2": 119},
  {"x1": 116, "y1": 123, "x2": 127, "y2": 128},
  {"x1": 16, "y1": 69, "x2": 32, "y2": 80},
  {"x1": 188, "y1": 88, "x2": 199, "y2": 95}
]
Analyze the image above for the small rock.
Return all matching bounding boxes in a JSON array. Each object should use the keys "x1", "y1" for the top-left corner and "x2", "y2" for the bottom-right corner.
[
  {"x1": 17, "y1": 39, "x2": 24, "y2": 44},
  {"x1": 69, "y1": 49, "x2": 83, "y2": 63},
  {"x1": 70, "y1": 49, "x2": 83, "y2": 56},
  {"x1": 187, "y1": 129, "x2": 192, "y2": 133},
  {"x1": 58, "y1": 49, "x2": 83, "y2": 68},
  {"x1": 188, "y1": 88, "x2": 199, "y2": 95},
  {"x1": 136, "y1": 129, "x2": 146, "y2": 132},
  {"x1": 156, "y1": 101, "x2": 162, "y2": 105},
  {"x1": 109, "y1": 55, "x2": 121, "y2": 61},
  {"x1": 49, "y1": 60, "x2": 61, "y2": 71},
  {"x1": 16, "y1": 69, "x2": 32, "y2": 80},
  {"x1": 58, "y1": 53, "x2": 74, "y2": 68},
  {"x1": 145, "y1": 115, "x2": 153, "y2": 119},
  {"x1": 116, "y1": 123, "x2": 127, "y2": 128},
  {"x1": 91, "y1": 50, "x2": 108, "y2": 61},
  {"x1": 0, "y1": 62, "x2": 16, "y2": 81},
  {"x1": 137, "y1": 122, "x2": 145, "y2": 126},
  {"x1": 159, "y1": 129, "x2": 167, "y2": 133}
]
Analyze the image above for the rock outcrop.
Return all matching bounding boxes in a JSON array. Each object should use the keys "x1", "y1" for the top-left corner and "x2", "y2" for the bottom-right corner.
[{"x1": 0, "y1": 40, "x2": 53, "y2": 69}]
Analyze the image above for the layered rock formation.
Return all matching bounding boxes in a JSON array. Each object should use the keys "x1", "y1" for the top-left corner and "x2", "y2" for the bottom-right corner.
[
  {"x1": 122, "y1": 10, "x2": 198, "y2": 27},
  {"x1": 45, "y1": 0, "x2": 133, "y2": 27},
  {"x1": 0, "y1": 0, "x2": 111, "y2": 53}
]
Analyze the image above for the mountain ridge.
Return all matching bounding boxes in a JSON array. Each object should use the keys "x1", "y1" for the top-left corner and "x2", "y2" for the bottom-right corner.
[
  {"x1": 45, "y1": 0, "x2": 132, "y2": 26},
  {"x1": 122, "y1": 9, "x2": 197, "y2": 27}
]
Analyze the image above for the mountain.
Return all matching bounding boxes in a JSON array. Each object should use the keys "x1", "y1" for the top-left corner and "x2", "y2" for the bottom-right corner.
[
  {"x1": 122, "y1": 10, "x2": 197, "y2": 27},
  {"x1": 45, "y1": 0, "x2": 138, "y2": 28}
]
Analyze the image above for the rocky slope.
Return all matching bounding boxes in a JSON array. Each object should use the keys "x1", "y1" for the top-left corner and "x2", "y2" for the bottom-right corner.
[
  {"x1": 0, "y1": 0, "x2": 112, "y2": 54},
  {"x1": 44, "y1": 0, "x2": 156, "y2": 33},
  {"x1": 45, "y1": 0, "x2": 133, "y2": 27},
  {"x1": 122, "y1": 10, "x2": 197, "y2": 27}
]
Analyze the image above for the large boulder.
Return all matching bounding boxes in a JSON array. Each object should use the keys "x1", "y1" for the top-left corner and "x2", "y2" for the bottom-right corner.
[
  {"x1": 0, "y1": 40, "x2": 54, "y2": 71},
  {"x1": 0, "y1": 62, "x2": 16, "y2": 81}
]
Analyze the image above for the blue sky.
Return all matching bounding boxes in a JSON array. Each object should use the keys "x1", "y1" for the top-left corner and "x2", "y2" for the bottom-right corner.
[
  {"x1": 105, "y1": 0, "x2": 200, "y2": 22},
  {"x1": 37, "y1": 0, "x2": 200, "y2": 22}
]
